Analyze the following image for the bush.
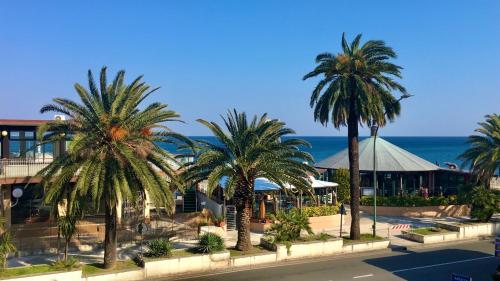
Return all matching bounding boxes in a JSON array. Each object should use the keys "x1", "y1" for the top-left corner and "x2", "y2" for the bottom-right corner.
[
  {"x1": 360, "y1": 195, "x2": 461, "y2": 207},
  {"x1": 333, "y1": 168, "x2": 350, "y2": 203},
  {"x1": 470, "y1": 186, "x2": 498, "y2": 222},
  {"x1": 265, "y1": 210, "x2": 313, "y2": 243},
  {"x1": 301, "y1": 205, "x2": 339, "y2": 217},
  {"x1": 51, "y1": 257, "x2": 80, "y2": 270},
  {"x1": 145, "y1": 239, "x2": 173, "y2": 258},
  {"x1": 198, "y1": 233, "x2": 225, "y2": 254}
]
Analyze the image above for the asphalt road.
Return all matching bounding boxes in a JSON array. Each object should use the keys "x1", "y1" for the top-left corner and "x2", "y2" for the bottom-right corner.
[{"x1": 167, "y1": 240, "x2": 498, "y2": 281}]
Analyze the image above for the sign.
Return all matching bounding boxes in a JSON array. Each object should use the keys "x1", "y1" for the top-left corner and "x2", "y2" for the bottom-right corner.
[
  {"x1": 391, "y1": 224, "x2": 411, "y2": 230},
  {"x1": 495, "y1": 237, "x2": 500, "y2": 258},
  {"x1": 451, "y1": 273, "x2": 472, "y2": 281}
]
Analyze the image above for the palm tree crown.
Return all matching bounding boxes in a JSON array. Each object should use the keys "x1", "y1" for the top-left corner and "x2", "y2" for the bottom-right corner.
[
  {"x1": 303, "y1": 33, "x2": 407, "y2": 127},
  {"x1": 37, "y1": 67, "x2": 190, "y2": 268},
  {"x1": 183, "y1": 110, "x2": 317, "y2": 250},
  {"x1": 460, "y1": 114, "x2": 500, "y2": 186}
]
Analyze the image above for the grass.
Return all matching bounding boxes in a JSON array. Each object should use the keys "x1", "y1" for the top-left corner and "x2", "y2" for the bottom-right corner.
[
  {"x1": 411, "y1": 227, "x2": 448, "y2": 235},
  {"x1": 298, "y1": 233, "x2": 334, "y2": 242},
  {"x1": 343, "y1": 233, "x2": 385, "y2": 244},
  {"x1": 229, "y1": 245, "x2": 273, "y2": 257},
  {"x1": 0, "y1": 265, "x2": 64, "y2": 279},
  {"x1": 82, "y1": 260, "x2": 139, "y2": 276}
]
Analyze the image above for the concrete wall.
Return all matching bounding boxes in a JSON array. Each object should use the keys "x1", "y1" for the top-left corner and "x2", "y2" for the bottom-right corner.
[
  {"x1": 230, "y1": 253, "x2": 277, "y2": 267},
  {"x1": 260, "y1": 238, "x2": 343, "y2": 261},
  {"x1": 402, "y1": 231, "x2": 460, "y2": 244},
  {"x1": 342, "y1": 240, "x2": 390, "y2": 252},
  {"x1": 308, "y1": 215, "x2": 344, "y2": 233},
  {"x1": 435, "y1": 221, "x2": 500, "y2": 238},
  {"x1": 144, "y1": 251, "x2": 230, "y2": 278},
  {"x1": 360, "y1": 205, "x2": 470, "y2": 217},
  {"x1": 1, "y1": 270, "x2": 82, "y2": 281},
  {"x1": 83, "y1": 269, "x2": 144, "y2": 281}
]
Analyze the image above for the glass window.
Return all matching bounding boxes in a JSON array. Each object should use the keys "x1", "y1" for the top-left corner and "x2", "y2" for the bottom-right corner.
[
  {"x1": 10, "y1": 131, "x2": 20, "y2": 140},
  {"x1": 25, "y1": 140, "x2": 36, "y2": 158},
  {"x1": 9, "y1": 140, "x2": 20, "y2": 158},
  {"x1": 24, "y1": 131, "x2": 35, "y2": 139},
  {"x1": 43, "y1": 142, "x2": 54, "y2": 160}
]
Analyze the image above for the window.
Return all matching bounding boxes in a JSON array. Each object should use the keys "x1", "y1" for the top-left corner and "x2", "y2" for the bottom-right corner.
[{"x1": 9, "y1": 140, "x2": 20, "y2": 158}]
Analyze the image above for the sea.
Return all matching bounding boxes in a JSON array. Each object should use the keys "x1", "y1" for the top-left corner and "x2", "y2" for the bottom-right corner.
[{"x1": 160, "y1": 136, "x2": 470, "y2": 167}]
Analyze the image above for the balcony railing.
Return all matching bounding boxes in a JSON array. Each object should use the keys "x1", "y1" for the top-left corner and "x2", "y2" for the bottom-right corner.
[{"x1": 0, "y1": 158, "x2": 53, "y2": 179}]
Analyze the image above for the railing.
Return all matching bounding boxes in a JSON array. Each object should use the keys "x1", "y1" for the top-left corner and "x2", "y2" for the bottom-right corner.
[{"x1": 0, "y1": 158, "x2": 53, "y2": 179}]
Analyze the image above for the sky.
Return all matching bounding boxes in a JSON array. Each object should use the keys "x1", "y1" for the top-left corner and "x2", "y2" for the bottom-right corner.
[{"x1": 0, "y1": 0, "x2": 499, "y2": 136}]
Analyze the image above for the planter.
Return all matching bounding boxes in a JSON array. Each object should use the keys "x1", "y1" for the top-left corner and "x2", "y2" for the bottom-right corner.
[
  {"x1": 308, "y1": 215, "x2": 343, "y2": 233},
  {"x1": 0, "y1": 270, "x2": 82, "y2": 281},
  {"x1": 261, "y1": 238, "x2": 343, "y2": 261},
  {"x1": 435, "y1": 220, "x2": 500, "y2": 238},
  {"x1": 250, "y1": 221, "x2": 272, "y2": 233},
  {"x1": 360, "y1": 205, "x2": 470, "y2": 217},
  {"x1": 144, "y1": 251, "x2": 230, "y2": 278},
  {"x1": 342, "y1": 240, "x2": 390, "y2": 253},
  {"x1": 230, "y1": 252, "x2": 277, "y2": 267},
  {"x1": 82, "y1": 269, "x2": 144, "y2": 281},
  {"x1": 401, "y1": 230, "x2": 459, "y2": 244}
]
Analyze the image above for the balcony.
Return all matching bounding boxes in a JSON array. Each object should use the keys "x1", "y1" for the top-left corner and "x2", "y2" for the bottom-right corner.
[{"x1": 0, "y1": 158, "x2": 53, "y2": 180}]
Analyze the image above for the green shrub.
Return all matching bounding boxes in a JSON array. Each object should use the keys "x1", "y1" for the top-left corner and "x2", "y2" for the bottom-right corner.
[
  {"x1": 198, "y1": 233, "x2": 225, "y2": 254},
  {"x1": 470, "y1": 186, "x2": 498, "y2": 222},
  {"x1": 265, "y1": 210, "x2": 313, "y2": 243},
  {"x1": 333, "y1": 168, "x2": 350, "y2": 203},
  {"x1": 51, "y1": 257, "x2": 80, "y2": 270},
  {"x1": 360, "y1": 195, "x2": 461, "y2": 207},
  {"x1": 301, "y1": 205, "x2": 339, "y2": 217},
  {"x1": 145, "y1": 239, "x2": 173, "y2": 258}
]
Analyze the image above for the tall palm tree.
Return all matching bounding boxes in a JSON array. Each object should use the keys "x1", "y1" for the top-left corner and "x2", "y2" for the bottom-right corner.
[
  {"x1": 459, "y1": 114, "x2": 500, "y2": 187},
  {"x1": 37, "y1": 67, "x2": 191, "y2": 268},
  {"x1": 183, "y1": 110, "x2": 317, "y2": 251},
  {"x1": 303, "y1": 33, "x2": 407, "y2": 240}
]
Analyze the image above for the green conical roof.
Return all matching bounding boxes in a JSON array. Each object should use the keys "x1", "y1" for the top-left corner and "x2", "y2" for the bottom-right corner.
[{"x1": 315, "y1": 137, "x2": 440, "y2": 172}]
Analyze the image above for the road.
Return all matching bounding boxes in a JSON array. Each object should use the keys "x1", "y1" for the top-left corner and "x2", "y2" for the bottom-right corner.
[{"x1": 167, "y1": 240, "x2": 498, "y2": 281}]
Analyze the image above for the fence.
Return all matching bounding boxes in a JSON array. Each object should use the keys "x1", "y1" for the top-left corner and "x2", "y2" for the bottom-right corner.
[{"x1": 0, "y1": 158, "x2": 52, "y2": 179}]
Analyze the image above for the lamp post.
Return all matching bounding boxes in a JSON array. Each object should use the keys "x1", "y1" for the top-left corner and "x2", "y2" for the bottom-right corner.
[{"x1": 371, "y1": 93, "x2": 412, "y2": 238}]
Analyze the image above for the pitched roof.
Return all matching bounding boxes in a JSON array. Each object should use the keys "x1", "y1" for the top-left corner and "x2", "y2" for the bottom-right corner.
[
  {"x1": 0, "y1": 119, "x2": 49, "y2": 126},
  {"x1": 315, "y1": 137, "x2": 440, "y2": 172}
]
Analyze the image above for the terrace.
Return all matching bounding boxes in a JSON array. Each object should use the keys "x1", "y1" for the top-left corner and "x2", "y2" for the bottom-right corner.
[{"x1": 0, "y1": 158, "x2": 53, "y2": 181}]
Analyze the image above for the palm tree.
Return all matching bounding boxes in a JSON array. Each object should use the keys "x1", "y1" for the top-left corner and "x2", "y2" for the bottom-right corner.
[
  {"x1": 303, "y1": 33, "x2": 407, "y2": 240},
  {"x1": 37, "y1": 67, "x2": 191, "y2": 268},
  {"x1": 459, "y1": 114, "x2": 500, "y2": 187},
  {"x1": 183, "y1": 110, "x2": 317, "y2": 251}
]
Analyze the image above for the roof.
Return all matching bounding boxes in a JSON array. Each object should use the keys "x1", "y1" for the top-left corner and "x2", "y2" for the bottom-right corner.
[
  {"x1": 315, "y1": 137, "x2": 440, "y2": 172},
  {"x1": 219, "y1": 176, "x2": 338, "y2": 191},
  {"x1": 0, "y1": 119, "x2": 49, "y2": 126}
]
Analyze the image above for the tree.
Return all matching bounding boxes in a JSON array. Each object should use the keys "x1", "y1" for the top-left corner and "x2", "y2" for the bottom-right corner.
[
  {"x1": 303, "y1": 33, "x2": 407, "y2": 239},
  {"x1": 0, "y1": 217, "x2": 15, "y2": 270},
  {"x1": 333, "y1": 168, "x2": 350, "y2": 203},
  {"x1": 470, "y1": 186, "x2": 498, "y2": 222},
  {"x1": 183, "y1": 110, "x2": 317, "y2": 251},
  {"x1": 37, "y1": 67, "x2": 191, "y2": 268},
  {"x1": 459, "y1": 114, "x2": 500, "y2": 187}
]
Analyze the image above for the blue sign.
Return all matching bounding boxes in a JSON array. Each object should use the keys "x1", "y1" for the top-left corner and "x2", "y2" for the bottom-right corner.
[{"x1": 451, "y1": 273, "x2": 472, "y2": 281}]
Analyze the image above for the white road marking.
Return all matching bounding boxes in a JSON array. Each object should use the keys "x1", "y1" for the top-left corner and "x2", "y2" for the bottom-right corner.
[
  {"x1": 391, "y1": 256, "x2": 493, "y2": 273},
  {"x1": 352, "y1": 274, "x2": 374, "y2": 279}
]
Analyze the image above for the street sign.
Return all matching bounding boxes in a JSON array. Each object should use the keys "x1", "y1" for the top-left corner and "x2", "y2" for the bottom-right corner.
[
  {"x1": 495, "y1": 237, "x2": 500, "y2": 258},
  {"x1": 451, "y1": 273, "x2": 472, "y2": 281}
]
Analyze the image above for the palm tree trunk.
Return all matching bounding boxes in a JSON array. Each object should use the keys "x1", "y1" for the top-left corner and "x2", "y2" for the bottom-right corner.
[
  {"x1": 103, "y1": 199, "x2": 117, "y2": 269},
  {"x1": 234, "y1": 180, "x2": 253, "y2": 251},
  {"x1": 348, "y1": 99, "x2": 361, "y2": 240},
  {"x1": 64, "y1": 238, "x2": 69, "y2": 261}
]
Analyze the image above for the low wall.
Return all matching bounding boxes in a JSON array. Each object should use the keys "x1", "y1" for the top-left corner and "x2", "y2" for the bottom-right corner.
[
  {"x1": 83, "y1": 269, "x2": 144, "y2": 281},
  {"x1": 401, "y1": 231, "x2": 460, "y2": 244},
  {"x1": 360, "y1": 205, "x2": 470, "y2": 217},
  {"x1": 144, "y1": 251, "x2": 230, "y2": 278},
  {"x1": 250, "y1": 221, "x2": 272, "y2": 233},
  {"x1": 308, "y1": 215, "x2": 343, "y2": 233},
  {"x1": 342, "y1": 240, "x2": 390, "y2": 253},
  {"x1": 435, "y1": 221, "x2": 500, "y2": 238},
  {"x1": 199, "y1": 225, "x2": 226, "y2": 238},
  {"x1": 1, "y1": 270, "x2": 82, "y2": 281},
  {"x1": 261, "y1": 238, "x2": 343, "y2": 261},
  {"x1": 230, "y1": 252, "x2": 277, "y2": 267}
]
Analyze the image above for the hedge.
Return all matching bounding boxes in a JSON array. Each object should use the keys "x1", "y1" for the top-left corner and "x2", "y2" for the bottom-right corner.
[{"x1": 360, "y1": 195, "x2": 462, "y2": 207}]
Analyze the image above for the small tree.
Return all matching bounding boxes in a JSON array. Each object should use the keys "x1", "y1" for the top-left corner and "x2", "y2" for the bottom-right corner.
[
  {"x1": 0, "y1": 217, "x2": 16, "y2": 270},
  {"x1": 470, "y1": 186, "x2": 498, "y2": 222},
  {"x1": 333, "y1": 169, "x2": 350, "y2": 203}
]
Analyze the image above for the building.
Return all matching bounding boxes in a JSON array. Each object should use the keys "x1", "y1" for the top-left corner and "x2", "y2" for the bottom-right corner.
[{"x1": 315, "y1": 135, "x2": 470, "y2": 197}]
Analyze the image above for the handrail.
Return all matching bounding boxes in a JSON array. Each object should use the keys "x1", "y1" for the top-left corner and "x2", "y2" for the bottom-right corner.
[{"x1": 0, "y1": 158, "x2": 53, "y2": 179}]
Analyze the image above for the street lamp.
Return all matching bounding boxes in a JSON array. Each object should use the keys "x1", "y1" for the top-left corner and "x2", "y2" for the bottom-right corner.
[{"x1": 372, "y1": 93, "x2": 412, "y2": 238}]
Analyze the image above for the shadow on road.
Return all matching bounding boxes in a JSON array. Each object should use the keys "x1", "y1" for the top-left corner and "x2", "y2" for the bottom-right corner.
[{"x1": 364, "y1": 246, "x2": 496, "y2": 280}]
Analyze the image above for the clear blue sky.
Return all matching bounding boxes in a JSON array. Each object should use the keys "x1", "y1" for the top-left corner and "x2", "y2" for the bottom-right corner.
[{"x1": 1, "y1": 0, "x2": 499, "y2": 136}]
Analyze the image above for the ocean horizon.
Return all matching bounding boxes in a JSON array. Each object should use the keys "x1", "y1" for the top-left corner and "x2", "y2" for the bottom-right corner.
[{"x1": 161, "y1": 136, "x2": 470, "y2": 167}]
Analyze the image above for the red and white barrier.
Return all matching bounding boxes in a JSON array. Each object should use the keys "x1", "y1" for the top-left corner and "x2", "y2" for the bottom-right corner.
[{"x1": 391, "y1": 224, "x2": 411, "y2": 230}]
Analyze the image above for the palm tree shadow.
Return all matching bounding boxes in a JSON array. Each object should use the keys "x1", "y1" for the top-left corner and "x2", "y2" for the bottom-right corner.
[{"x1": 364, "y1": 246, "x2": 495, "y2": 281}]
